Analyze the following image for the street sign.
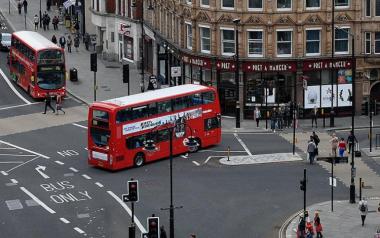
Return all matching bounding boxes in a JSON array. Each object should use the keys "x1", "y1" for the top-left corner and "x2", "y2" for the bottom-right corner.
[
  {"x1": 329, "y1": 177, "x2": 337, "y2": 187},
  {"x1": 171, "y1": 66, "x2": 181, "y2": 77}
]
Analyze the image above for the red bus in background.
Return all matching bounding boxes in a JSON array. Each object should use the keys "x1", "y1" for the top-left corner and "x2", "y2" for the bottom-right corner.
[
  {"x1": 9, "y1": 31, "x2": 66, "y2": 98},
  {"x1": 88, "y1": 84, "x2": 221, "y2": 170}
]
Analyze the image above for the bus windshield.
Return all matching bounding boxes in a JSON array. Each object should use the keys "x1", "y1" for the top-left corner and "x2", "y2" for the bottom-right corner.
[
  {"x1": 90, "y1": 127, "x2": 110, "y2": 147},
  {"x1": 37, "y1": 49, "x2": 64, "y2": 64},
  {"x1": 37, "y1": 70, "x2": 65, "y2": 90}
]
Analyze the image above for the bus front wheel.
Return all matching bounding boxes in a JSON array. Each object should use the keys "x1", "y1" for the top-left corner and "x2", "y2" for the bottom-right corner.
[{"x1": 134, "y1": 153, "x2": 145, "y2": 167}]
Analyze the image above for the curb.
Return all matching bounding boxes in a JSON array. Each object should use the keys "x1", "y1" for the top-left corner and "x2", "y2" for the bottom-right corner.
[
  {"x1": 326, "y1": 125, "x2": 380, "y2": 132},
  {"x1": 278, "y1": 209, "x2": 303, "y2": 238}
]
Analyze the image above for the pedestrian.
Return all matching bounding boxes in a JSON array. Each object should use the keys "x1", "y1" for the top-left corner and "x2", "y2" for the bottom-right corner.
[
  {"x1": 358, "y1": 198, "x2": 368, "y2": 226},
  {"x1": 42, "y1": 12, "x2": 47, "y2": 31},
  {"x1": 271, "y1": 108, "x2": 277, "y2": 132},
  {"x1": 52, "y1": 16, "x2": 59, "y2": 30},
  {"x1": 311, "y1": 131, "x2": 320, "y2": 156},
  {"x1": 46, "y1": 13, "x2": 51, "y2": 30},
  {"x1": 74, "y1": 35, "x2": 80, "y2": 52},
  {"x1": 311, "y1": 106, "x2": 318, "y2": 128},
  {"x1": 254, "y1": 107, "x2": 261, "y2": 127},
  {"x1": 278, "y1": 106, "x2": 284, "y2": 130},
  {"x1": 59, "y1": 35, "x2": 66, "y2": 49},
  {"x1": 22, "y1": 0, "x2": 28, "y2": 14},
  {"x1": 84, "y1": 33, "x2": 90, "y2": 50},
  {"x1": 74, "y1": 21, "x2": 80, "y2": 34},
  {"x1": 297, "y1": 216, "x2": 306, "y2": 238},
  {"x1": 284, "y1": 105, "x2": 290, "y2": 128},
  {"x1": 314, "y1": 212, "x2": 323, "y2": 238},
  {"x1": 67, "y1": 35, "x2": 72, "y2": 53},
  {"x1": 47, "y1": 0, "x2": 51, "y2": 11},
  {"x1": 51, "y1": 35, "x2": 57, "y2": 44},
  {"x1": 17, "y1": 0, "x2": 22, "y2": 14},
  {"x1": 305, "y1": 217, "x2": 314, "y2": 238},
  {"x1": 346, "y1": 131, "x2": 358, "y2": 154},
  {"x1": 338, "y1": 138, "x2": 347, "y2": 157},
  {"x1": 307, "y1": 136, "x2": 317, "y2": 164},
  {"x1": 33, "y1": 14, "x2": 39, "y2": 31},
  {"x1": 42, "y1": 93, "x2": 55, "y2": 114},
  {"x1": 374, "y1": 227, "x2": 380, "y2": 238},
  {"x1": 160, "y1": 226, "x2": 167, "y2": 238},
  {"x1": 55, "y1": 94, "x2": 65, "y2": 115},
  {"x1": 329, "y1": 133, "x2": 339, "y2": 157}
]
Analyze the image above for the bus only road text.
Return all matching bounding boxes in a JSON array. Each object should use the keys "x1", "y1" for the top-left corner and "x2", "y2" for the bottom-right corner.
[{"x1": 40, "y1": 181, "x2": 92, "y2": 204}]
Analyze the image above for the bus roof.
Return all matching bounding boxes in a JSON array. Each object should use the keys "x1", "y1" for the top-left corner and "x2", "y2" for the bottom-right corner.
[
  {"x1": 12, "y1": 31, "x2": 60, "y2": 51},
  {"x1": 103, "y1": 84, "x2": 212, "y2": 107}
]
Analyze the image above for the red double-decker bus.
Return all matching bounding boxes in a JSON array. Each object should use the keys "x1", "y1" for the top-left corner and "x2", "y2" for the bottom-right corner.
[
  {"x1": 9, "y1": 31, "x2": 66, "y2": 98},
  {"x1": 88, "y1": 84, "x2": 221, "y2": 170}
]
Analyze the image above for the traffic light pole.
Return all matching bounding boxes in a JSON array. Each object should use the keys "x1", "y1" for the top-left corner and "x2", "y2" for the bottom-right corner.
[
  {"x1": 349, "y1": 35, "x2": 356, "y2": 204},
  {"x1": 331, "y1": 156, "x2": 334, "y2": 212},
  {"x1": 169, "y1": 127, "x2": 174, "y2": 238},
  {"x1": 93, "y1": 72, "x2": 97, "y2": 101},
  {"x1": 303, "y1": 168, "x2": 306, "y2": 219}
]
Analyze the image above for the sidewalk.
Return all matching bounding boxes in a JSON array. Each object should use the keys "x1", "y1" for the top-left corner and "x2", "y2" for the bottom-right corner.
[
  {"x1": 283, "y1": 199, "x2": 380, "y2": 238},
  {"x1": 0, "y1": 0, "x2": 144, "y2": 103}
]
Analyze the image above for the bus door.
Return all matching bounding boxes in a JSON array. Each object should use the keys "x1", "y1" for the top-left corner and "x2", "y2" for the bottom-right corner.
[{"x1": 203, "y1": 115, "x2": 221, "y2": 145}]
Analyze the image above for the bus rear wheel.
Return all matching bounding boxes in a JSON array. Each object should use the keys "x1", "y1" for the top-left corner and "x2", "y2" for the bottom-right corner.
[{"x1": 134, "y1": 153, "x2": 145, "y2": 167}]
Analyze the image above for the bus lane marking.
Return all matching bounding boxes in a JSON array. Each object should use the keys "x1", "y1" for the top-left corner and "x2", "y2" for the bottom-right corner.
[
  {"x1": 0, "y1": 102, "x2": 41, "y2": 111},
  {"x1": 74, "y1": 227, "x2": 85, "y2": 234},
  {"x1": 72, "y1": 123, "x2": 88, "y2": 129},
  {"x1": 10, "y1": 179, "x2": 18, "y2": 184},
  {"x1": 6, "y1": 156, "x2": 41, "y2": 173},
  {"x1": 20, "y1": 187, "x2": 56, "y2": 214},
  {"x1": 0, "y1": 69, "x2": 31, "y2": 105},
  {"x1": 82, "y1": 174, "x2": 91, "y2": 180},
  {"x1": 192, "y1": 161, "x2": 200, "y2": 166},
  {"x1": 69, "y1": 167, "x2": 79, "y2": 172},
  {"x1": 40, "y1": 181, "x2": 92, "y2": 204},
  {"x1": 55, "y1": 161, "x2": 64, "y2": 165},
  {"x1": 1, "y1": 171, "x2": 8, "y2": 175},
  {"x1": 0, "y1": 140, "x2": 50, "y2": 159},
  {"x1": 95, "y1": 182, "x2": 104, "y2": 188},
  {"x1": 233, "y1": 133, "x2": 252, "y2": 156},
  {"x1": 60, "y1": 218, "x2": 70, "y2": 224},
  {"x1": 107, "y1": 191, "x2": 147, "y2": 234},
  {"x1": 204, "y1": 156, "x2": 225, "y2": 164}
]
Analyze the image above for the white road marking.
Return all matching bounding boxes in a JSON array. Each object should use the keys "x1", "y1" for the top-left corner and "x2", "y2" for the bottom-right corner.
[
  {"x1": 0, "y1": 161, "x2": 24, "y2": 164},
  {"x1": 1, "y1": 171, "x2": 8, "y2": 175},
  {"x1": 233, "y1": 133, "x2": 252, "y2": 156},
  {"x1": 69, "y1": 167, "x2": 79, "y2": 172},
  {"x1": 74, "y1": 227, "x2": 85, "y2": 234},
  {"x1": 0, "y1": 140, "x2": 50, "y2": 159},
  {"x1": 35, "y1": 165, "x2": 50, "y2": 179},
  {"x1": 204, "y1": 156, "x2": 225, "y2": 164},
  {"x1": 6, "y1": 156, "x2": 41, "y2": 173},
  {"x1": 10, "y1": 179, "x2": 18, "y2": 184},
  {"x1": 0, "y1": 154, "x2": 36, "y2": 157},
  {"x1": 82, "y1": 174, "x2": 91, "y2": 180},
  {"x1": 60, "y1": 218, "x2": 70, "y2": 224},
  {"x1": 55, "y1": 160, "x2": 64, "y2": 165},
  {"x1": 20, "y1": 187, "x2": 56, "y2": 214},
  {"x1": 200, "y1": 150, "x2": 246, "y2": 153},
  {"x1": 180, "y1": 155, "x2": 188, "y2": 159},
  {"x1": 192, "y1": 161, "x2": 200, "y2": 166},
  {"x1": 95, "y1": 182, "x2": 104, "y2": 188},
  {"x1": 0, "y1": 102, "x2": 41, "y2": 111},
  {"x1": 84, "y1": 147, "x2": 88, "y2": 150},
  {"x1": 72, "y1": 123, "x2": 88, "y2": 129},
  {"x1": 107, "y1": 191, "x2": 147, "y2": 233},
  {"x1": 0, "y1": 69, "x2": 31, "y2": 104},
  {"x1": 0, "y1": 147, "x2": 16, "y2": 149}
]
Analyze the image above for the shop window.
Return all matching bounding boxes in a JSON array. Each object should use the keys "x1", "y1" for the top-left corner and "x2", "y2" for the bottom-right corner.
[
  {"x1": 200, "y1": 26, "x2": 211, "y2": 53},
  {"x1": 222, "y1": 0, "x2": 234, "y2": 9},
  {"x1": 334, "y1": 27, "x2": 349, "y2": 54},
  {"x1": 123, "y1": 36, "x2": 133, "y2": 60},
  {"x1": 186, "y1": 23, "x2": 192, "y2": 50},
  {"x1": 277, "y1": 0, "x2": 291, "y2": 10},
  {"x1": 306, "y1": 29, "x2": 320, "y2": 56},
  {"x1": 365, "y1": 32, "x2": 371, "y2": 54},
  {"x1": 335, "y1": 0, "x2": 348, "y2": 8},
  {"x1": 221, "y1": 28, "x2": 235, "y2": 55},
  {"x1": 247, "y1": 30, "x2": 263, "y2": 57},
  {"x1": 276, "y1": 29, "x2": 292, "y2": 57},
  {"x1": 248, "y1": 0, "x2": 262, "y2": 10},
  {"x1": 375, "y1": 32, "x2": 380, "y2": 54},
  {"x1": 201, "y1": 0, "x2": 209, "y2": 7},
  {"x1": 305, "y1": 0, "x2": 320, "y2": 9}
]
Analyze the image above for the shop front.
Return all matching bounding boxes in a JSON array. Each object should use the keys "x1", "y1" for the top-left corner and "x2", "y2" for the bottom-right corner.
[
  {"x1": 242, "y1": 61, "x2": 297, "y2": 119},
  {"x1": 182, "y1": 54, "x2": 212, "y2": 85},
  {"x1": 118, "y1": 23, "x2": 134, "y2": 63},
  {"x1": 216, "y1": 60, "x2": 236, "y2": 116}
]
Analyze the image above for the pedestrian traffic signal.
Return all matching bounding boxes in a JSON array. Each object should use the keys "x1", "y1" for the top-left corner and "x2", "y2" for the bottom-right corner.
[
  {"x1": 147, "y1": 216, "x2": 159, "y2": 238},
  {"x1": 128, "y1": 180, "x2": 139, "y2": 202},
  {"x1": 300, "y1": 179, "x2": 306, "y2": 191},
  {"x1": 123, "y1": 64, "x2": 130, "y2": 84},
  {"x1": 90, "y1": 53, "x2": 97, "y2": 72}
]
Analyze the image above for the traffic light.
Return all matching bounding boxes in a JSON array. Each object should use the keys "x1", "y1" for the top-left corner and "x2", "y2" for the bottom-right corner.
[
  {"x1": 147, "y1": 216, "x2": 159, "y2": 238},
  {"x1": 128, "y1": 180, "x2": 139, "y2": 202},
  {"x1": 123, "y1": 64, "x2": 130, "y2": 84},
  {"x1": 300, "y1": 179, "x2": 306, "y2": 191},
  {"x1": 90, "y1": 53, "x2": 97, "y2": 72}
]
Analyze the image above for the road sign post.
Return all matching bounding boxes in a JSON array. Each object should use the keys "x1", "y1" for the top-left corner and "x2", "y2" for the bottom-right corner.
[{"x1": 171, "y1": 66, "x2": 181, "y2": 87}]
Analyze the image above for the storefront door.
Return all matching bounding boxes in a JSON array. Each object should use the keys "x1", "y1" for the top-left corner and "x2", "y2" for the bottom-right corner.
[{"x1": 118, "y1": 41, "x2": 123, "y2": 62}]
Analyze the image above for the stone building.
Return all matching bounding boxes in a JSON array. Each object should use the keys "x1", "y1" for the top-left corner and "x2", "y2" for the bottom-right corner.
[{"x1": 90, "y1": 0, "x2": 380, "y2": 118}]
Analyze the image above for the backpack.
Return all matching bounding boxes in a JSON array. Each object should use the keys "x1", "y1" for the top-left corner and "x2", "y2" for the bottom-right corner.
[{"x1": 360, "y1": 204, "x2": 366, "y2": 212}]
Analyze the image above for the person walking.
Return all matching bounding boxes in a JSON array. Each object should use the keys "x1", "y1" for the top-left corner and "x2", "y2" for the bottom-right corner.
[
  {"x1": 55, "y1": 94, "x2": 65, "y2": 115},
  {"x1": 17, "y1": 0, "x2": 22, "y2": 14},
  {"x1": 314, "y1": 212, "x2": 323, "y2": 238},
  {"x1": 346, "y1": 131, "x2": 358, "y2": 154},
  {"x1": 271, "y1": 108, "x2": 277, "y2": 132},
  {"x1": 338, "y1": 138, "x2": 347, "y2": 157},
  {"x1": 84, "y1": 33, "x2": 90, "y2": 50},
  {"x1": 254, "y1": 107, "x2": 261, "y2": 127},
  {"x1": 307, "y1": 136, "x2": 317, "y2": 165},
  {"x1": 305, "y1": 217, "x2": 314, "y2": 238},
  {"x1": 311, "y1": 106, "x2": 318, "y2": 128},
  {"x1": 52, "y1": 16, "x2": 59, "y2": 30},
  {"x1": 59, "y1": 35, "x2": 66, "y2": 49},
  {"x1": 42, "y1": 93, "x2": 55, "y2": 114},
  {"x1": 329, "y1": 133, "x2": 339, "y2": 157},
  {"x1": 22, "y1": 0, "x2": 28, "y2": 14},
  {"x1": 42, "y1": 12, "x2": 47, "y2": 31},
  {"x1": 46, "y1": 0, "x2": 52, "y2": 11},
  {"x1": 46, "y1": 13, "x2": 51, "y2": 30},
  {"x1": 74, "y1": 35, "x2": 80, "y2": 52},
  {"x1": 311, "y1": 131, "x2": 320, "y2": 156},
  {"x1": 51, "y1": 35, "x2": 57, "y2": 44},
  {"x1": 67, "y1": 35, "x2": 72, "y2": 53},
  {"x1": 358, "y1": 198, "x2": 368, "y2": 226},
  {"x1": 33, "y1": 14, "x2": 39, "y2": 31},
  {"x1": 160, "y1": 226, "x2": 167, "y2": 238},
  {"x1": 297, "y1": 216, "x2": 306, "y2": 238}
]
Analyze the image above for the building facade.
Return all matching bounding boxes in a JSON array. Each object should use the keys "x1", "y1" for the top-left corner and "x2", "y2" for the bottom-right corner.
[{"x1": 91, "y1": 0, "x2": 380, "y2": 118}]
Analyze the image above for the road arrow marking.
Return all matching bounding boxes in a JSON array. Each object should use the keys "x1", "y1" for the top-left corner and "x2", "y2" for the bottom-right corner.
[{"x1": 35, "y1": 165, "x2": 50, "y2": 179}]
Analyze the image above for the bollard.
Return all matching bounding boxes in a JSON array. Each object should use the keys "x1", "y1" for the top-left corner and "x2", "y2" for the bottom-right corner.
[
  {"x1": 359, "y1": 177, "x2": 362, "y2": 201},
  {"x1": 227, "y1": 146, "x2": 230, "y2": 161}
]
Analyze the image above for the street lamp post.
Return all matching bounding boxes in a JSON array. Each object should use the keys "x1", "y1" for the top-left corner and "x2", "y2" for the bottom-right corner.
[
  {"x1": 330, "y1": 0, "x2": 335, "y2": 127},
  {"x1": 140, "y1": 0, "x2": 145, "y2": 92},
  {"x1": 233, "y1": 18, "x2": 240, "y2": 128},
  {"x1": 40, "y1": 0, "x2": 42, "y2": 28},
  {"x1": 349, "y1": 34, "x2": 356, "y2": 204}
]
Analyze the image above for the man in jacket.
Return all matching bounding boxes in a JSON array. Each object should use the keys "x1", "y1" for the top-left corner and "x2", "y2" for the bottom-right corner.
[{"x1": 307, "y1": 136, "x2": 317, "y2": 165}]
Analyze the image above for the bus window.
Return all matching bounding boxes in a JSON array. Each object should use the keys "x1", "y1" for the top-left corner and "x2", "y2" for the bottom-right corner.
[
  {"x1": 116, "y1": 108, "x2": 132, "y2": 123},
  {"x1": 131, "y1": 105, "x2": 149, "y2": 120},
  {"x1": 156, "y1": 129, "x2": 169, "y2": 142},
  {"x1": 202, "y1": 91, "x2": 215, "y2": 104},
  {"x1": 188, "y1": 93, "x2": 203, "y2": 107},
  {"x1": 126, "y1": 134, "x2": 147, "y2": 149},
  {"x1": 157, "y1": 100, "x2": 172, "y2": 114},
  {"x1": 172, "y1": 96, "x2": 188, "y2": 111},
  {"x1": 148, "y1": 102, "x2": 158, "y2": 116},
  {"x1": 93, "y1": 110, "x2": 109, "y2": 121},
  {"x1": 204, "y1": 117, "x2": 220, "y2": 131}
]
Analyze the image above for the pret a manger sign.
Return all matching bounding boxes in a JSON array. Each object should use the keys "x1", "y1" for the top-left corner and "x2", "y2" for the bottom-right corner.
[{"x1": 122, "y1": 108, "x2": 202, "y2": 135}]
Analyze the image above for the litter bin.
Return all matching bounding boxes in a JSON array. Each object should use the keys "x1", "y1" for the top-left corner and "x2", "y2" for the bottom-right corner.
[{"x1": 70, "y1": 68, "x2": 78, "y2": 81}]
